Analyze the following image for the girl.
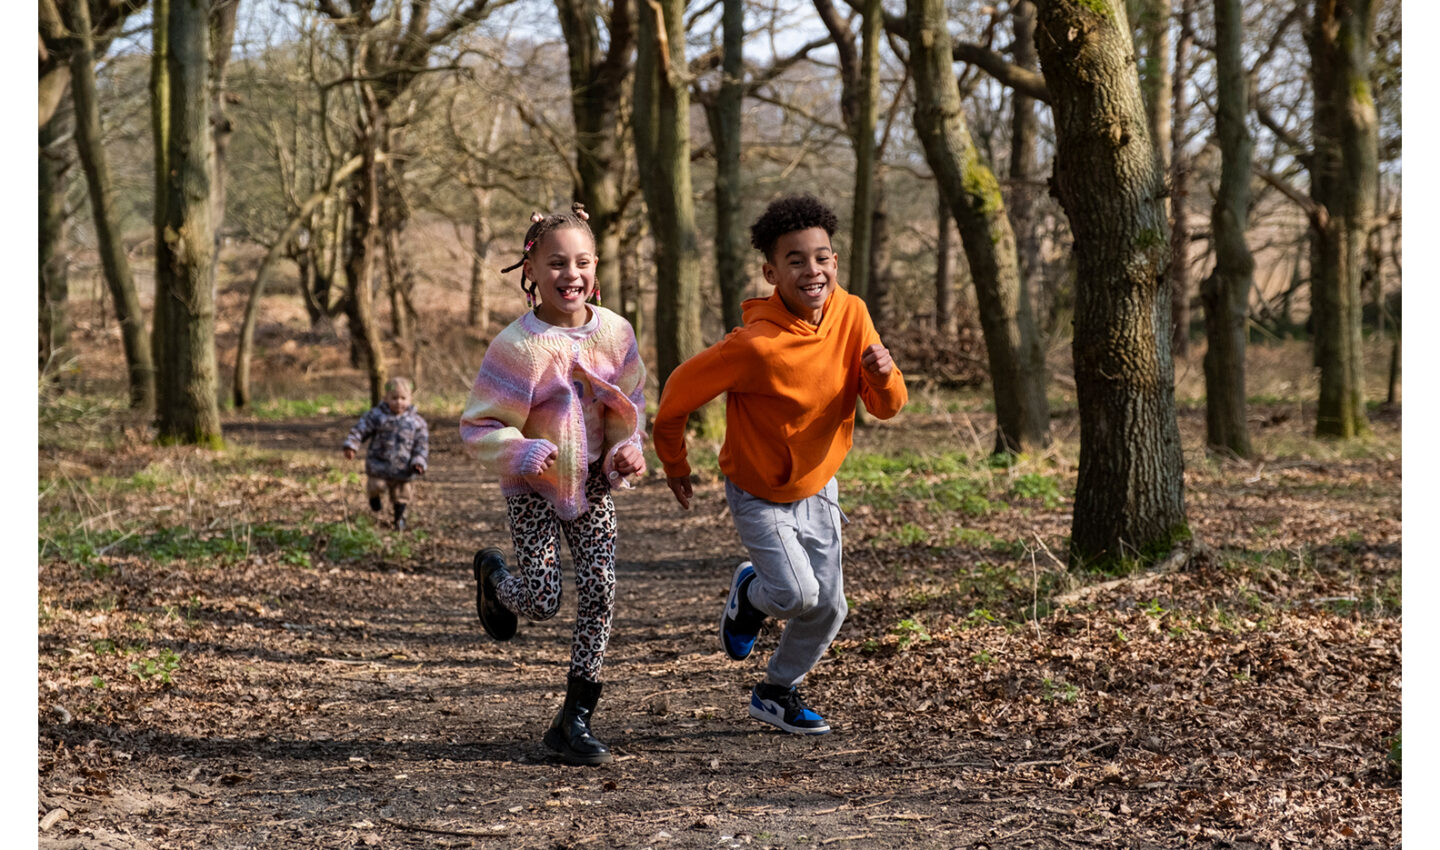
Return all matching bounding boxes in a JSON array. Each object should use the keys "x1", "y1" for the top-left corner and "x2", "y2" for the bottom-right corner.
[{"x1": 459, "y1": 204, "x2": 646, "y2": 766}]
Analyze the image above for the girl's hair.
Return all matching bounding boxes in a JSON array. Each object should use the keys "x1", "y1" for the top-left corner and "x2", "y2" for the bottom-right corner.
[
  {"x1": 500, "y1": 202, "x2": 596, "y2": 307},
  {"x1": 384, "y1": 376, "x2": 413, "y2": 395},
  {"x1": 749, "y1": 194, "x2": 839, "y2": 260}
]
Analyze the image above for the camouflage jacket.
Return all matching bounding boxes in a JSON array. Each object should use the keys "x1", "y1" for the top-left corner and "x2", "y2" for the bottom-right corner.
[{"x1": 343, "y1": 403, "x2": 430, "y2": 481}]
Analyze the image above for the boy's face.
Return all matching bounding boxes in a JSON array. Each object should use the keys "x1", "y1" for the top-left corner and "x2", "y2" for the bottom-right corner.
[
  {"x1": 763, "y1": 227, "x2": 837, "y2": 324},
  {"x1": 385, "y1": 386, "x2": 412, "y2": 413}
]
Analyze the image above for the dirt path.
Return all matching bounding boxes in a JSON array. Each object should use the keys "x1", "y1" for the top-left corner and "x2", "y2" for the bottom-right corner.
[{"x1": 38, "y1": 412, "x2": 1401, "y2": 849}]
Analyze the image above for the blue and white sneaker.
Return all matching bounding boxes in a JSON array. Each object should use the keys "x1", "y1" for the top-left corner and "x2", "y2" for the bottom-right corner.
[
  {"x1": 720, "y1": 562, "x2": 764, "y2": 660},
  {"x1": 749, "y1": 682, "x2": 831, "y2": 735}
]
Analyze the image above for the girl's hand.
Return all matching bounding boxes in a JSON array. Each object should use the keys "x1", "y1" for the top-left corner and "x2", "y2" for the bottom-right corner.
[
  {"x1": 613, "y1": 444, "x2": 646, "y2": 478},
  {"x1": 412, "y1": 462, "x2": 426, "y2": 476},
  {"x1": 343, "y1": 447, "x2": 356, "y2": 460},
  {"x1": 538, "y1": 448, "x2": 558, "y2": 472},
  {"x1": 667, "y1": 476, "x2": 693, "y2": 510},
  {"x1": 861, "y1": 342, "x2": 894, "y2": 378}
]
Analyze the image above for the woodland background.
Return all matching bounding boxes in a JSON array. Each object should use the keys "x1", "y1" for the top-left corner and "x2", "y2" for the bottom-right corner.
[{"x1": 35, "y1": 1, "x2": 1403, "y2": 847}]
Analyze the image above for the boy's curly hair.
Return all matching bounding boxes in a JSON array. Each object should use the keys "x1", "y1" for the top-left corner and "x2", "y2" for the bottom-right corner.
[{"x1": 748, "y1": 194, "x2": 839, "y2": 260}]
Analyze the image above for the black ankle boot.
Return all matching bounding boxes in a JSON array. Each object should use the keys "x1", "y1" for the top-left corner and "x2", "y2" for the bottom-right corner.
[
  {"x1": 473, "y1": 548, "x2": 517, "y2": 641},
  {"x1": 393, "y1": 502, "x2": 408, "y2": 531},
  {"x1": 543, "y1": 676, "x2": 613, "y2": 766},
  {"x1": 369, "y1": 495, "x2": 382, "y2": 512}
]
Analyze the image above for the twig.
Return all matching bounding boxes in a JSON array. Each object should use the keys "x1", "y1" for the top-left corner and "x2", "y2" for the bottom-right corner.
[
  {"x1": 820, "y1": 835, "x2": 875, "y2": 845},
  {"x1": 377, "y1": 816, "x2": 508, "y2": 838}
]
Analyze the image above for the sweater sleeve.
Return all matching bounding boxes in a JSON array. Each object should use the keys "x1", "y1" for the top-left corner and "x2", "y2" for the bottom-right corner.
[
  {"x1": 459, "y1": 338, "x2": 558, "y2": 476},
  {"x1": 652, "y1": 340, "x2": 735, "y2": 479}
]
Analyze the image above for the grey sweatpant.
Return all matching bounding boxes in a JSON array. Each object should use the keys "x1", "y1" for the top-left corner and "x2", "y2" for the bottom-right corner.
[{"x1": 725, "y1": 477, "x2": 847, "y2": 689}]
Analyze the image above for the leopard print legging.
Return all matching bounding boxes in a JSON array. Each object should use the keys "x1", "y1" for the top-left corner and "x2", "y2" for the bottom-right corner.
[{"x1": 496, "y1": 467, "x2": 617, "y2": 682}]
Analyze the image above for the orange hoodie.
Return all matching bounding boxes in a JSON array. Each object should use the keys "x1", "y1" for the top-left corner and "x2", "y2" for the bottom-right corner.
[{"x1": 653, "y1": 288, "x2": 907, "y2": 503}]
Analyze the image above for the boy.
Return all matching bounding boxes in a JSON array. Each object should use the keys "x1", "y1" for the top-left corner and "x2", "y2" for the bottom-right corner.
[
  {"x1": 652, "y1": 194, "x2": 907, "y2": 734},
  {"x1": 343, "y1": 377, "x2": 429, "y2": 530}
]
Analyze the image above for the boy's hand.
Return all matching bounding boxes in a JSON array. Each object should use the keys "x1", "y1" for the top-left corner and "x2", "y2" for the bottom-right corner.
[
  {"x1": 343, "y1": 447, "x2": 356, "y2": 460},
  {"x1": 861, "y1": 342, "x2": 894, "y2": 379},
  {"x1": 412, "y1": 462, "x2": 426, "y2": 476},
  {"x1": 667, "y1": 476, "x2": 693, "y2": 510},
  {"x1": 613, "y1": 444, "x2": 646, "y2": 478}
]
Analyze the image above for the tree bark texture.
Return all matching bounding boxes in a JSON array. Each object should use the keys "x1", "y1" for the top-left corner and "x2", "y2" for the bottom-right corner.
[
  {"x1": 152, "y1": 0, "x2": 223, "y2": 447},
  {"x1": 1166, "y1": 0, "x2": 1196, "y2": 355},
  {"x1": 209, "y1": 0, "x2": 239, "y2": 247},
  {"x1": 556, "y1": 0, "x2": 633, "y2": 326},
  {"x1": 468, "y1": 194, "x2": 493, "y2": 330},
  {"x1": 1009, "y1": 1, "x2": 1043, "y2": 301},
  {"x1": 706, "y1": 0, "x2": 747, "y2": 332},
  {"x1": 1034, "y1": 0, "x2": 1187, "y2": 567},
  {"x1": 934, "y1": 197, "x2": 954, "y2": 336},
  {"x1": 40, "y1": 110, "x2": 72, "y2": 375},
  {"x1": 1200, "y1": 0, "x2": 1253, "y2": 458},
  {"x1": 1308, "y1": 0, "x2": 1376, "y2": 438},
  {"x1": 343, "y1": 128, "x2": 391, "y2": 405},
  {"x1": 908, "y1": 0, "x2": 1050, "y2": 454},
  {"x1": 635, "y1": 0, "x2": 702, "y2": 391},
  {"x1": 71, "y1": 0, "x2": 156, "y2": 409}
]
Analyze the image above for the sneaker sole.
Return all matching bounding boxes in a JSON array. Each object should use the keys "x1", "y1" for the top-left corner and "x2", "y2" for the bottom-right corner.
[
  {"x1": 719, "y1": 562, "x2": 758, "y2": 661},
  {"x1": 748, "y1": 699, "x2": 830, "y2": 735}
]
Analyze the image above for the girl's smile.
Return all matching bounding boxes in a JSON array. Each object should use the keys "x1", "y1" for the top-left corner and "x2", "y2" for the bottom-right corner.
[{"x1": 526, "y1": 227, "x2": 598, "y2": 328}]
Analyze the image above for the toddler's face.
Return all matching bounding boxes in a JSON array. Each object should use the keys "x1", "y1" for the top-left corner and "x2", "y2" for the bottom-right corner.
[
  {"x1": 525, "y1": 226, "x2": 597, "y2": 329},
  {"x1": 385, "y1": 386, "x2": 412, "y2": 413}
]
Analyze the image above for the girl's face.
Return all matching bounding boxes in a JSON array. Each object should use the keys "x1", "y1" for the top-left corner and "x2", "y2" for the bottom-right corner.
[{"x1": 525, "y1": 226, "x2": 597, "y2": 328}]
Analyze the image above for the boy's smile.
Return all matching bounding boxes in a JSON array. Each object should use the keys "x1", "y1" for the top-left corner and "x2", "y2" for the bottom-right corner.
[{"x1": 763, "y1": 227, "x2": 837, "y2": 324}]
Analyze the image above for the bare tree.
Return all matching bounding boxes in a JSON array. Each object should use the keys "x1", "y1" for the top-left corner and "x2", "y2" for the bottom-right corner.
[
  {"x1": 1033, "y1": 0, "x2": 1187, "y2": 568},
  {"x1": 40, "y1": 102, "x2": 74, "y2": 376},
  {"x1": 69, "y1": 0, "x2": 155, "y2": 409},
  {"x1": 635, "y1": 0, "x2": 701, "y2": 390},
  {"x1": 906, "y1": 0, "x2": 1051, "y2": 454},
  {"x1": 1200, "y1": 0, "x2": 1253, "y2": 457},
  {"x1": 151, "y1": 0, "x2": 223, "y2": 446}
]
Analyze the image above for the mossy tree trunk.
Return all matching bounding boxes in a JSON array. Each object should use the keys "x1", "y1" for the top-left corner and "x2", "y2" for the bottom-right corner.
[
  {"x1": 908, "y1": 0, "x2": 1050, "y2": 455},
  {"x1": 151, "y1": 0, "x2": 223, "y2": 447},
  {"x1": 703, "y1": 0, "x2": 747, "y2": 332},
  {"x1": 1033, "y1": 0, "x2": 1187, "y2": 568},
  {"x1": 1200, "y1": 0, "x2": 1253, "y2": 458},
  {"x1": 40, "y1": 107, "x2": 73, "y2": 376},
  {"x1": 1308, "y1": 0, "x2": 1376, "y2": 439},
  {"x1": 635, "y1": 0, "x2": 702, "y2": 391}
]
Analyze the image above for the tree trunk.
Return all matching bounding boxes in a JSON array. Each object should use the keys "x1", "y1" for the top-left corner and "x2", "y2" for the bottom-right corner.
[
  {"x1": 908, "y1": 0, "x2": 1050, "y2": 454},
  {"x1": 1167, "y1": 0, "x2": 1196, "y2": 355},
  {"x1": 40, "y1": 109, "x2": 72, "y2": 376},
  {"x1": 1009, "y1": 1, "x2": 1043, "y2": 300},
  {"x1": 849, "y1": 0, "x2": 882, "y2": 302},
  {"x1": 556, "y1": 0, "x2": 632, "y2": 332},
  {"x1": 867, "y1": 187, "x2": 893, "y2": 330},
  {"x1": 344, "y1": 132, "x2": 391, "y2": 406},
  {"x1": 707, "y1": 0, "x2": 747, "y2": 332},
  {"x1": 1200, "y1": 0, "x2": 1253, "y2": 458},
  {"x1": 1308, "y1": 0, "x2": 1376, "y2": 439},
  {"x1": 209, "y1": 0, "x2": 239, "y2": 250},
  {"x1": 468, "y1": 200, "x2": 493, "y2": 330},
  {"x1": 152, "y1": 0, "x2": 223, "y2": 447},
  {"x1": 71, "y1": 0, "x2": 155, "y2": 409},
  {"x1": 235, "y1": 155, "x2": 364, "y2": 407},
  {"x1": 635, "y1": 0, "x2": 702, "y2": 390},
  {"x1": 934, "y1": 196, "x2": 954, "y2": 337},
  {"x1": 1034, "y1": 0, "x2": 1187, "y2": 568}
]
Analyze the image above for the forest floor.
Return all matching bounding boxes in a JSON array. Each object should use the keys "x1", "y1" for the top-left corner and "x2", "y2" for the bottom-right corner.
[{"x1": 37, "y1": 386, "x2": 1401, "y2": 849}]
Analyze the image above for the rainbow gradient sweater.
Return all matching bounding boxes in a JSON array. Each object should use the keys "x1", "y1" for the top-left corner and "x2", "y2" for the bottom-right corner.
[{"x1": 460, "y1": 306, "x2": 646, "y2": 520}]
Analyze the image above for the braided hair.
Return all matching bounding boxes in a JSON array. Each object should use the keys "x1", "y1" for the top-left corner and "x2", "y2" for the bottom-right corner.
[{"x1": 500, "y1": 202, "x2": 597, "y2": 308}]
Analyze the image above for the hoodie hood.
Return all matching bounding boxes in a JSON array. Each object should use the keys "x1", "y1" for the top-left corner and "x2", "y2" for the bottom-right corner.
[{"x1": 741, "y1": 290, "x2": 837, "y2": 335}]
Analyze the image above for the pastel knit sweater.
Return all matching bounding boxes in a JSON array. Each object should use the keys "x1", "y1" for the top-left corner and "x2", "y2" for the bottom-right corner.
[
  {"x1": 653, "y1": 288, "x2": 907, "y2": 503},
  {"x1": 460, "y1": 306, "x2": 646, "y2": 521}
]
